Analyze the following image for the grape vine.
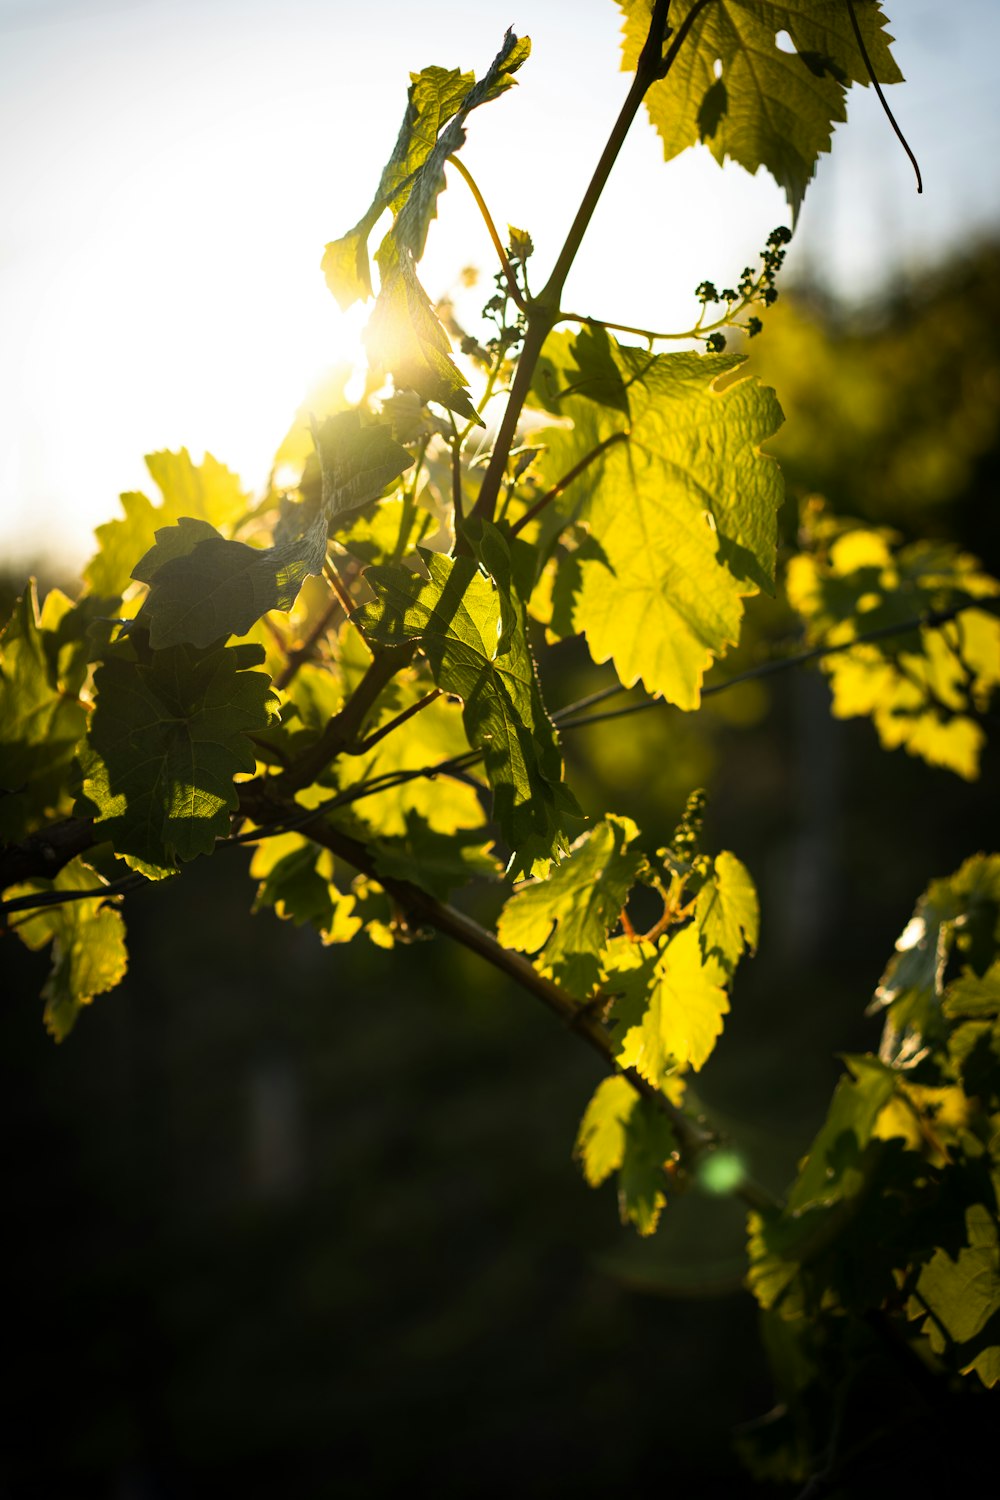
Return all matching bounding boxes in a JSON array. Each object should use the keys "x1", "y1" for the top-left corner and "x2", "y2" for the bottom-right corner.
[{"x1": 2, "y1": 2, "x2": 998, "y2": 1488}]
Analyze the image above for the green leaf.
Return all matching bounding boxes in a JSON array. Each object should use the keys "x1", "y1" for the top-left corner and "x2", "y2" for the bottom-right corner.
[
  {"x1": 609, "y1": 924, "x2": 730, "y2": 1080},
  {"x1": 531, "y1": 333, "x2": 783, "y2": 708},
  {"x1": 78, "y1": 637, "x2": 279, "y2": 870},
  {"x1": 9, "y1": 857, "x2": 128, "y2": 1039},
  {"x1": 574, "y1": 1076, "x2": 677, "y2": 1236},
  {"x1": 323, "y1": 32, "x2": 528, "y2": 419},
  {"x1": 787, "y1": 528, "x2": 1000, "y2": 779},
  {"x1": 785, "y1": 1054, "x2": 897, "y2": 1215},
  {"x1": 365, "y1": 236, "x2": 480, "y2": 422},
  {"x1": 913, "y1": 1204, "x2": 1000, "y2": 1387},
  {"x1": 369, "y1": 810, "x2": 499, "y2": 899},
  {"x1": 132, "y1": 512, "x2": 329, "y2": 650},
  {"x1": 618, "y1": 1096, "x2": 678, "y2": 1236},
  {"x1": 322, "y1": 33, "x2": 529, "y2": 309},
  {"x1": 497, "y1": 814, "x2": 642, "y2": 998},
  {"x1": 84, "y1": 450, "x2": 249, "y2": 599},
  {"x1": 618, "y1": 0, "x2": 903, "y2": 219},
  {"x1": 321, "y1": 65, "x2": 477, "y2": 309},
  {"x1": 312, "y1": 410, "x2": 415, "y2": 531},
  {"x1": 871, "y1": 854, "x2": 1000, "y2": 1063},
  {"x1": 695, "y1": 849, "x2": 759, "y2": 972},
  {"x1": 356, "y1": 526, "x2": 579, "y2": 877},
  {"x1": 944, "y1": 962, "x2": 1000, "y2": 1021},
  {"x1": 0, "y1": 582, "x2": 88, "y2": 840},
  {"x1": 575, "y1": 1075, "x2": 637, "y2": 1187},
  {"x1": 250, "y1": 832, "x2": 362, "y2": 945}
]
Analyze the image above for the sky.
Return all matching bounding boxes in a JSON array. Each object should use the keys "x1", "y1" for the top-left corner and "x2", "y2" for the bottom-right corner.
[{"x1": 1, "y1": 0, "x2": 998, "y2": 571}]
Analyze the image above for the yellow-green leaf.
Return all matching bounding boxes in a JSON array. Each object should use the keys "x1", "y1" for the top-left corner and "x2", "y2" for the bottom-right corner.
[
  {"x1": 610, "y1": 924, "x2": 730, "y2": 1081},
  {"x1": 9, "y1": 857, "x2": 128, "y2": 1039},
  {"x1": 497, "y1": 815, "x2": 641, "y2": 998}
]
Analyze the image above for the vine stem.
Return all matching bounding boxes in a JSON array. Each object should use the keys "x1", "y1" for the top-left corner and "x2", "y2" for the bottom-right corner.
[
  {"x1": 352, "y1": 689, "x2": 441, "y2": 754},
  {"x1": 446, "y1": 153, "x2": 525, "y2": 311},
  {"x1": 467, "y1": 0, "x2": 674, "y2": 533},
  {"x1": 4, "y1": 595, "x2": 995, "y2": 895}
]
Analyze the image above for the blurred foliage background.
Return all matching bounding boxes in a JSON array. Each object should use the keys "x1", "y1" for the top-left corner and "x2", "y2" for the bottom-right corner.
[{"x1": 2, "y1": 240, "x2": 999, "y2": 1496}]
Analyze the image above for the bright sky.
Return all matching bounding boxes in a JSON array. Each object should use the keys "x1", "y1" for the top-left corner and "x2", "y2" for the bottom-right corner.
[{"x1": 2, "y1": 0, "x2": 998, "y2": 571}]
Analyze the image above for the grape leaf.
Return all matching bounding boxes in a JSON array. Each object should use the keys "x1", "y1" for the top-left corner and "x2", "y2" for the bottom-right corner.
[
  {"x1": 0, "y1": 582, "x2": 87, "y2": 840},
  {"x1": 787, "y1": 529, "x2": 1000, "y2": 779},
  {"x1": 576, "y1": 1075, "x2": 637, "y2": 1187},
  {"x1": 609, "y1": 924, "x2": 730, "y2": 1080},
  {"x1": 365, "y1": 237, "x2": 480, "y2": 422},
  {"x1": 132, "y1": 513, "x2": 329, "y2": 650},
  {"x1": 912, "y1": 1204, "x2": 1000, "y2": 1388},
  {"x1": 497, "y1": 814, "x2": 642, "y2": 998},
  {"x1": 312, "y1": 410, "x2": 414, "y2": 530},
  {"x1": 356, "y1": 526, "x2": 579, "y2": 877},
  {"x1": 324, "y1": 31, "x2": 528, "y2": 420},
  {"x1": 618, "y1": 1096, "x2": 678, "y2": 1236},
  {"x1": 785, "y1": 1054, "x2": 897, "y2": 1215},
  {"x1": 322, "y1": 33, "x2": 529, "y2": 308},
  {"x1": 84, "y1": 450, "x2": 249, "y2": 599},
  {"x1": 78, "y1": 637, "x2": 279, "y2": 870},
  {"x1": 618, "y1": 0, "x2": 903, "y2": 220},
  {"x1": 250, "y1": 832, "x2": 362, "y2": 945},
  {"x1": 871, "y1": 854, "x2": 1000, "y2": 1063},
  {"x1": 574, "y1": 1075, "x2": 677, "y2": 1236},
  {"x1": 531, "y1": 332, "x2": 783, "y2": 708},
  {"x1": 696, "y1": 849, "x2": 759, "y2": 972},
  {"x1": 131, "y1": 415, "x2": 413, "y2": 649},
  {"x1": 8, "y1": 857, "x2": 128, "y2": 1040},
  {"x1": 369, "y1": 810, "x2": 499, "y2": 899},
  {"x1": 943, "y1": 963, "x2": 1000, "y2": 1022}
]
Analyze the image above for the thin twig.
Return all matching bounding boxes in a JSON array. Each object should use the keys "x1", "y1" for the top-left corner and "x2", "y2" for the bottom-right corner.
[
  {"x1": 351, "y1": 689, "x2": 442, "y2": 755},
  {"x1": 510, "y1": 432, "x2": 628, "y2": 537},
  {"x1": 323, "y1": 559, "x2": 357, "y2": 619},
  {"x1": 446, "y1": 153, "x2": 526, "y2": 311},
  {"x1": 0, "y1": 871, "x2": 155, "y2": 919},
  {"x1": 553, "y1": 597, "x2": 1000, "y2": 732}
]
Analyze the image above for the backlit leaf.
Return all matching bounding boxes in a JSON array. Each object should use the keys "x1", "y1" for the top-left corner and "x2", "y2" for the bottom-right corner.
[
  {"x1": 84, "y1": 450, "x2": 249, "y2": 599},
  {"x1": 785, "y1": 1054, "x2": 897, "y2": 1214},
  {"x1": 9, "y1": 857, "x2": 128, "y2": 1039},
  {"x1": 787, "y1": 528, "x2": 1000, "y2": 779},
  {"x1": 574, "y1": 1075, "x2": 677, "y2": 1236},
  {"x1": 0, "y1": 582, "x2": 87, "y2": 840},
  {"x1": 618, "y1": 0, "x2": 903, "y2": 220},
  {"x1": 531, "y1": 332, "x2": 783, "y2": 708},
  {"x1": 78, "y1": 636, "x2": 279, "y2": 870},
  {"x1": 610, "y1": 924, "x2": 730, "y2": 1081},
  {"x1": 497, "y1": 814, "x2": 642, "y2": 997},
  {"x1": 133, "y1": 513, "x2": 329, "y2": 650},
  {"x1": 356, "y1": 526, "x2": 579, "y2": 876},
  {"x1": 696, "y1": 849, "x2": 759, "y2": 971}
]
